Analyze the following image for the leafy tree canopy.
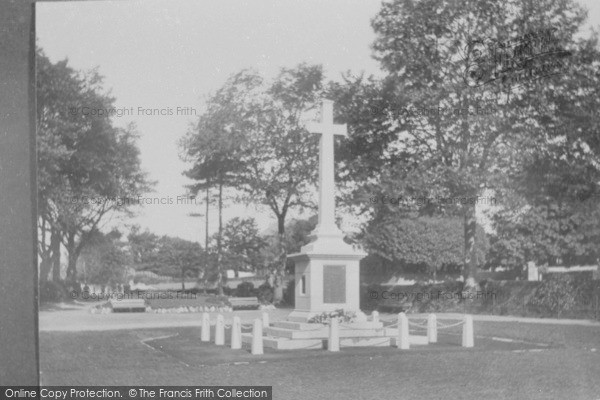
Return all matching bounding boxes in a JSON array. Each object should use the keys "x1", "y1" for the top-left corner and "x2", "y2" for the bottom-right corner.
[{"x1": 330, "y1": 0, "x2": 600, "y2": 280}]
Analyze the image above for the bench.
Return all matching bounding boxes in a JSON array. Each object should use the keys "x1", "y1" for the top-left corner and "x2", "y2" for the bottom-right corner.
[
  {"x1": 377, "y1": 304, "x2": 408, "y2": 313},
  {"x1": 110, "y1": 299, "x2": 146, "y2": 312},
  {"x1": 228, "y1": 297, "x2": 260, "y2": 310}
]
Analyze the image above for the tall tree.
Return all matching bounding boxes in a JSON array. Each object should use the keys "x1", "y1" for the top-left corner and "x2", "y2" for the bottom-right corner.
[
  {"x1": 486, "y1": 24, "x2": 600, "y2": 268},
  {"x1": 61, "y1": 123, "x2": 150, "y2": 283},
  {"x1": 233, "y1": 65, "x2": 322, "y2": 302},
  {"x1": 180, "y1": 76, "x2": 250, "y2": 293},
  {"x1": 182, "y1": 64, "x2": 323, "y2": 302},
  {"x1": 332, "y1": 0, "x2": 595, "y2": 287},
  {"x1": 37, "y1": 47, "x2": 82, "y2": 282},
  {"x1": 36, "y1": 48, "x2": 152, "y2": 284}
]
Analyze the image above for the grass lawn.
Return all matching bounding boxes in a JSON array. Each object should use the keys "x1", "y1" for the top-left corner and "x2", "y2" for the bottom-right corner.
[{"x1": 40, "y1": 321, "x2": 600, "y2": 399}]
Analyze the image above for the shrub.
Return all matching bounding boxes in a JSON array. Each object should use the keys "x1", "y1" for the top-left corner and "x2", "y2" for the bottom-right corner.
[
  {"x1": 223, "y1": 286, "x2": 234, "y2": 296},
  {"x1": 236, "y1": 281, "x2": 255, "y2": 297},
  {"x1": 529, "y1": 274, "x2": 577, "y2": 317},
  {"x1": 40, "y1": 280, "x2": 68, "y2": 303},
  {"x1": 574, "y1": 279, "x2": 600, "y2": 303},
  {"x1": 409, "y1": 281, "x2": 464, "y2": 313},
  {"x1": 365, "y1": 277, "x2": 598, "y2": 319},
  {"x1": 257, "y1": 282, "x2": 274, "y2": 304}
]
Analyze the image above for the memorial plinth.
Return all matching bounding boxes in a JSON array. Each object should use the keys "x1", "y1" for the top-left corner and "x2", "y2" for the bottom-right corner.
[{"x1": 287, "y1": 234, "x2": 366, "y2": 322}]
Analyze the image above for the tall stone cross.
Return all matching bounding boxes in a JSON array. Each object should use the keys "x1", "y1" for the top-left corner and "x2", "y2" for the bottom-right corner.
[
  {"x1": 306, "y1": 99, "x2": 347, "y2": 238},
  {"x1": 288, "y1": 99, "x2": 365, "y2": 322}
]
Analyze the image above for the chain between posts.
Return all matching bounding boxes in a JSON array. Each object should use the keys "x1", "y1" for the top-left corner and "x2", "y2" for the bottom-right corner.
[
  {"x1": 436, "y1": 320, "x2": 466, "y2": 329},
  {"x1": 381, "y1": 316, "x2": 466, "y2": 330},
  {"x1": 228, "y1": 316, "x2": 467, "y2": 334}
]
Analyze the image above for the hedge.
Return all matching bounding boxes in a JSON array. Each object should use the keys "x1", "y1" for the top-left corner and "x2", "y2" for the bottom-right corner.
[{"x1": 362, "y1": 277, "x2": 600, "y2": 319}]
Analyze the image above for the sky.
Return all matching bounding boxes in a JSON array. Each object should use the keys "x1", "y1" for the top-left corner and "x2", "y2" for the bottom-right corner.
[
  {"x1": 36, "y1": 0, "x2": 600, "y2": 244},
  {"x1": 37, "y1": 0, "x2": 383, "y2": 243}
]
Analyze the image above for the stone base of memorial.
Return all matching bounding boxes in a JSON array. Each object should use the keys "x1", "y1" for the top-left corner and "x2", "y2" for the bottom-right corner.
[
  {"x1": 240, "y1": 229, "x2": 429, "y2": 350},
  {"x1": 286, "y1": 226, "x2": 365, "y2": 323},
  {"x1": 240, "y1": 319, "x2": 429, "y2": 350}
]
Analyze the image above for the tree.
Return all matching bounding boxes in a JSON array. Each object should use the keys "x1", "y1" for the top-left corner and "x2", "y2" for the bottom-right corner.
[
  {"x1": 37, "y1": 47, "x2": 83, "y2": 282},
  {"x1": 127, "y1": 225, "x2": 161, "y2": 270},
  {"x1": 488, "y1": 161, "x2": 600, "y2": 268},
  {"x1": 79, "y1": 229, "x2": 130, "y2": 287},
  {"x1": 331, "y1": 0, "x2": 595, "y2": 287},
  {"x1": 182, "y1": 64, "x2": 323, "y2": 302},
  {"x1": 232, "y1": 65, "x2": 323, "y2": 303},
  {"x1": 259, "y1": 215, "x2": 318, "y2": 278},
  {"x1": 487, "y1": 27, "x2": 600, "y2": 269},
  {"x1": 59, "y1": 123, "x2": 150, "y2": 283},
  {"x1": 285, "y1": 215, "x2": 319, "y2": 255},
  {"x1": 180, "y1": 72, "x2": 253, "y2": 293},
  {"x1": 156, "y1": 236, "x2": 203, "y2": 291},
  {"x1": 220, "y1": 217, "x2": 267, "y2": 277},
  {"x1": 36, "y1": 48, "x2": 151, "y2": 284}
]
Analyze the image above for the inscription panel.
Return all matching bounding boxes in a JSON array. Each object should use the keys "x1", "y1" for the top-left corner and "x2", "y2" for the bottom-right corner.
[{"x1": 323, "y1": 265, "x2": 346, "y2": 303}]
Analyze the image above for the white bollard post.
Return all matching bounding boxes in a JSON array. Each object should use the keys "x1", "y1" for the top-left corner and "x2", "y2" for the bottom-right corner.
[
  {"x1": 251, "y1": 319, "x2": 263, "y2": 355},
  {"x1": 427, "y1": 313, "x2": 437, "y2": 343},
  {"x1": 462, "y1": 315, "x2": 474, "y2": 348},
  {"x1": 328, "y1": 318, "x2": 340, "y2": 352},
  {"x1": 371, "y1": 310, "x2": 379, "y2": 323},
  {"x1": 397, "y1": 312, "x2": 410, "y2": 350},
  {"x1": 201, "y1": 312, "x2": 211, "y2": 342},
  {"x1": 215, "y1": 314, "x2": 225, "y2": 345},
  {"x1": 230, "y1": 316, "x2": 242, "y2": 350},
  {"x1": 262, "y1": 312, "x2": 270, "y2": 328}
]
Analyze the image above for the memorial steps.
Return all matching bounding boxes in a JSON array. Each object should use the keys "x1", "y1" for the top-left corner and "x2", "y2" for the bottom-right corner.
[{"x1": 240, "y1": 320, "x2": 429, "y2": 350}]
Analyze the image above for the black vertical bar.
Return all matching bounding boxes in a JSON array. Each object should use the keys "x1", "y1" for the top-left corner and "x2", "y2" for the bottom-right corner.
[{"x1": 0, "y1": 0, "x2": 39, "y2": 385}]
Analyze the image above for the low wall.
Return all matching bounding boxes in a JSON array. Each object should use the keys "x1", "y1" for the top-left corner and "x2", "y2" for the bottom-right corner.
[{"x1": 527, "y1": 262, "x2": 599, "y2": 281}]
